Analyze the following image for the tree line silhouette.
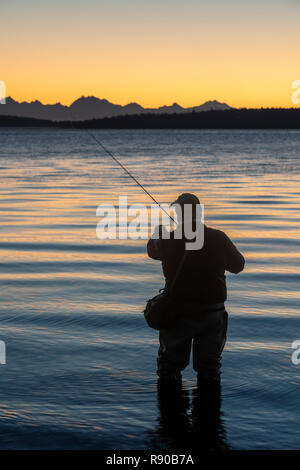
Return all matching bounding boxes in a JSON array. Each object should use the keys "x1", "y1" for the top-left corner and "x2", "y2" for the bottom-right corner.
[{"x1": 1, "y1": 108, "x2": 300, "y2": 129}]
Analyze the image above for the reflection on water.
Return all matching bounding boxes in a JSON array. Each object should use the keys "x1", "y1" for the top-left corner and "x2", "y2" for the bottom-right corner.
[
  {"x1": 0, "y1": 128, "x2": 300, "y2": 449},
  {"x1": 150, "y1": 380, "x2": 228, "y2": 451}
]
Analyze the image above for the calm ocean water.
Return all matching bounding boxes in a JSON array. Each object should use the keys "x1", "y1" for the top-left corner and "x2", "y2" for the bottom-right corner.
[{"x1": 0, "y1": 128, "x2": 300, "y2": 450}]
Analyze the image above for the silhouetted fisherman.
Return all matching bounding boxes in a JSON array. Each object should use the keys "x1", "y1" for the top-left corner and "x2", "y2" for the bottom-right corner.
[{"x1": 147, "y1": 193, "x2": 245, "y2": 383}]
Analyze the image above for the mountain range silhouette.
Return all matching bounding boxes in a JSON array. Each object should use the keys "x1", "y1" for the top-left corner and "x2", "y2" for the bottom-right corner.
[{"x1": 1, "y1": 96, "x2": 231, "y2": 121}]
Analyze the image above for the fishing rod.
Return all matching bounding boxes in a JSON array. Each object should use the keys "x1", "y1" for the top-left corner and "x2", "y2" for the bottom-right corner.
[{"x1": 71, "y1": 119, "x2": 175, "y2": 223}]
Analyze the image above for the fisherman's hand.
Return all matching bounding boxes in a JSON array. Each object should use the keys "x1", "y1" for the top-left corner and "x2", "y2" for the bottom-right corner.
[
  {"x1": 150, "y1": 224, "x2": 167, "y2": 240},
  {"x1": 147, "y1": 225, "x2": 166, "y2": 260}
]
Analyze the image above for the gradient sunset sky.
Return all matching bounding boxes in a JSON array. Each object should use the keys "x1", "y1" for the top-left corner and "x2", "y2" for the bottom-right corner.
[{"x1": 2, "y1": 0, "x2": 299, "y2": 108}]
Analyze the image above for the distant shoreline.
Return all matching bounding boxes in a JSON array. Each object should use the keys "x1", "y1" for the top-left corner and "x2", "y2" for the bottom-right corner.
[{"x1": 1, "y1": 109, "x2": 300, "y2": 129}]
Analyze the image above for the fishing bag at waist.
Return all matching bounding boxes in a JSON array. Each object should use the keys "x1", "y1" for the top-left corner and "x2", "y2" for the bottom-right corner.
[
  {"x1": 143, "y1": 251, "x2": 187, "y2": 331},
  {"x1": 144, "y1": 289, "x2": 178, "y2": 331}
]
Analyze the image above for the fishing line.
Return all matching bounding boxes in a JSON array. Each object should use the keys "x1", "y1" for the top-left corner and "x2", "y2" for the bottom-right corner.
[{"x1": 70, "y1": 118, "x2": 175, "y2": 223}]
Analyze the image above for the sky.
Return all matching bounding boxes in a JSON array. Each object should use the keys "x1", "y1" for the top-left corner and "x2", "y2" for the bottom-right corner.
[{"x1": 1, "y1": 0, "x2": 300, "y2": 108}]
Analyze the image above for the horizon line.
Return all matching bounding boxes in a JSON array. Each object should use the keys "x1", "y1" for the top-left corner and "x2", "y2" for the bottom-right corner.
[
  {"x1": 4, "y1": 95, "x2": 231, "y2": 107},
  {"x1": 3, "y1": 95, "x2": 300, "y2": 111}
]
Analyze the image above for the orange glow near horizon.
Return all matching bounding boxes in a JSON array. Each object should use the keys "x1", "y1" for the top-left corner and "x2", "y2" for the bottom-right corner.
[{"x1": 1, "y1": 1, "x2": 300, "y2": 108}]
